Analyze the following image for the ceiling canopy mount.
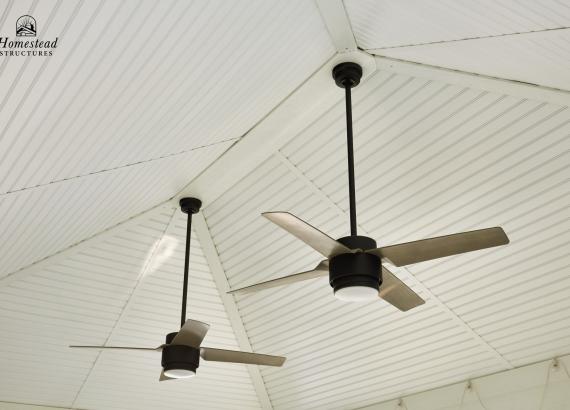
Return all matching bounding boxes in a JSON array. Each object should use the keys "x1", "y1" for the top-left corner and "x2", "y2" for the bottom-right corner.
[
  {"x1": 332, "y1": 62, "x2": 362, "y2": 88},
  {"x1": 180, "y1": 197, "x2": 202, "y2": 215}
]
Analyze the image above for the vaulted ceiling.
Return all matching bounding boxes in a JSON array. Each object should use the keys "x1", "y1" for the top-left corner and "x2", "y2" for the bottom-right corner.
[{"x1": 0, "y1": 1, "x2": 568, "y2": 409}]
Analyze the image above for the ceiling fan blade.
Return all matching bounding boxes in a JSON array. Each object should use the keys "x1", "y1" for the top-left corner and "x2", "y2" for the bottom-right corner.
[
  {"x1": 200, "y1": 347, "x2": 286, "y2": 367},
  {"x1": 368, "y1": 227, "x2": 509, "y2": 267},
  {"x1": 159, "y1": 370, "x2": 173, "y2": 382},
  {"x1": 263, "y1": 212, "x2": 350, "y2": 258},
  {"x1": 171, "y1": 319, "x2": 210, "y2": 348},
  {"x1": 228, "y1": 260, "x2": 329, "y2": 295},
  {"x1": 379, "y1": 266, "x2": 424, "y2": 311},
  {"x1": 69, "y1": 345, "x2": 163, "y2": 351}
]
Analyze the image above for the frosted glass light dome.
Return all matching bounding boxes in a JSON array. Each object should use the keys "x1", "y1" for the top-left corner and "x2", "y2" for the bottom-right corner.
[
  {"x1": 334, "y1": 285, "x2": 377, "y2": 302},
  {"x1": 164, "y1": 368, "x2": 196, "y2": 378}
]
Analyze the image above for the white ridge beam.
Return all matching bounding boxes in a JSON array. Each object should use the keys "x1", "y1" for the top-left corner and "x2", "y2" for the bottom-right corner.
[
  {"x1": 174, "y1": 51, "x2": 376, "y2": 207},
  {"x1": 314, "y1": 0, "x2": 358, "y2": 52},
  {"x1": 193, "y1": 213, "x2": 274, "y2": 410}
]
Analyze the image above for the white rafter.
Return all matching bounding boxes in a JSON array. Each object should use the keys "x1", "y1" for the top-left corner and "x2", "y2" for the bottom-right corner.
[
  {"x1": 314, "y1": 0, "x2": 358, "y2": 52},
  {"x1": 193, "y1": 213, "x2": 274, "y2": 410},
  {"x1": 174, "y1": 51, "x2": 376, "y2": 207}
]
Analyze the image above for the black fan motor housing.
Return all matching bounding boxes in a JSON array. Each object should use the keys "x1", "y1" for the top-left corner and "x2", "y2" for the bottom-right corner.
[
  {"x1": 337, "y1": 235, "x2": 377, "y2": 251},
  {"x1": 329, "y1": 235, "x2": 382, "y2": 293},
  {"x1": 162, "y1": 332, "x2": 200, "y2": 374}
]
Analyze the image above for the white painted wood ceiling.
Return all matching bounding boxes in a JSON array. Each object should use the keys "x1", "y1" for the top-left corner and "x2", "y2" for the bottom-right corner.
[
  {"x1": 0, "y1": 1, "x2": 569, "y2": 409},
  {"x1": 204, "y1": 64, "x2": 570, "y2": 408},
  {"x1": 345, "y1": 0, "x2": 570, "y2": 90},
  {"x1": 0, "y1": 0, "x2": 334, "y2": 277},
  {"x1": 0, "y1": 205, "x2": 265, "y2": 409}
]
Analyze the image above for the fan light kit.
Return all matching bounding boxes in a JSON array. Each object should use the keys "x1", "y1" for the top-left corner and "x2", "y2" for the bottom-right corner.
[
  {"x1": 71, "y1": 198, "x2": 286, "y2": 380},
  {"x1": 229, "y1": 62, "x2": 510, "y2": 309},
  {"x1": 335, "y1": 285, "x2": 378, "y2": 302}
]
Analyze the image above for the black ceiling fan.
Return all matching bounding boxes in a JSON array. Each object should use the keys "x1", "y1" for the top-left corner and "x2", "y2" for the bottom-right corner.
[
  {"x1": 71, "y1": 198, "x2": 285, "y2": 380},
  {"x1": 228, "y1": 62, "x2": 510, "y2": 310}
]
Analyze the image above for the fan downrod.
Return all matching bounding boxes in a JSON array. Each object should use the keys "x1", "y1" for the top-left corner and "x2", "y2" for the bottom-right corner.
[
  {"x1": 179, "y1": 197, "x2": 202, "y2": 328},
  {"x1": 332, "y1": 62, "x2": 363, "y2": 237}
]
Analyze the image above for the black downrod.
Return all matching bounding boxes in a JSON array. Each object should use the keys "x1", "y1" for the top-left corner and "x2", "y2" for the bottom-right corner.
[
  {"x1": 332, "y1": 62, "x2": 363, "y2": 237},
  {"x1": 179, "y1": 197, "x2": 202, "y2": 328},
  {"x1": 344, "y1": 85, "x2": 357, "y2": 236}
]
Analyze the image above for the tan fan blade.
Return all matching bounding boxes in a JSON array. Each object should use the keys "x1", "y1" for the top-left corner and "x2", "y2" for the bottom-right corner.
[
  {"x1": 171, "y1": 319, "x2": 210, "y2": 348},
  {"x1": 228, "y1": 260, "x2": 329, "y2": 295},
  {"x1": 69, "y1": 345, "x2": 163, "y2": 351},
  {"x1": 368, "y1": 227, "x2": 509, "y2": 266},
  {"x1": 379, "y1": 266, "x2": 425, "y2": 311},
  {"x1": 200, "y1": 347, "x2": 286, "y2": 367},
  {"x1": 159, "y1": 370, "x2": 173, "y2": 382},
  {"x1": 263, "y1": 212, "x2": 350, "y2": 258}
]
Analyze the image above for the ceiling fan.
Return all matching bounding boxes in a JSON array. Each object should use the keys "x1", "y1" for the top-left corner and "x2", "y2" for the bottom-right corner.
[
  {"x1": 228, "y1": 62, "x2": 510, "y2": 310},
  {"x1": 71, "y1": 198, "x2": 286, "y2": 380}
]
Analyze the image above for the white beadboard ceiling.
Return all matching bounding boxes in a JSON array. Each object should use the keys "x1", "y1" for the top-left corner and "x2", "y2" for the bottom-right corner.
[
  {"x1": 345, "y1": 0, "x2": 570, "y2": 90},
  {"x1": 0, "y1": 142, "x2": 231, "y2": 278},
  {"x1": 370, "y1": 29, "x2": 570, "y2": 92},
  {"x1": 0, "y1": 0, "x2": 334, "y2": 277},
  {"x1": 203, "y1": 63, "x2": 570, "y2": 409},
  {"x1": 344, "y1": 0, "x2": 570, "y2": 49},
  {"x1": 360, "y1": 355, "x2": 570, "y2": 410},
  {"x1": 74, "y1": 208, "x2": 265, "y2": 410},
  {"x1": 0, "y1": 205, "x2": 265, "y2": 409},
  {"x1": 1, "y1": 1, "x2": 570, "y2": 410}
]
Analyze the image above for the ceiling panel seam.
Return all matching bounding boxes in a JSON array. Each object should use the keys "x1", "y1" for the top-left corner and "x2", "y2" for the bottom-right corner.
[
  {"x1": 274, "y1": 150, "x2": 365, "y2": 231},
  {"x1": 0, "y1": 138, "x2": 238, "y2": 197},
  {"x1": 0, "y1": 200, "x2": 172, "y2": 286},
  {"x1": 69, "y1": 206, "x2": 178, "y2": 408},
  {"x1": 374, "y1": 55, "x2": 570, "y2": 100},
  {"x1": 14, "y1": 1, "x2": 161, "y2": 189},
  {"x1": 193, "y1": 213, "x2": 274, "y2": 409},
  {"x1": 13, "y1": 1, "x2": 204, "y2": 191},
  {"x1": 275, "y1": 151, "x2": 514, "y2": 370},
  {"x1": 366, "y1": 26, "x2": 570, "y2": 50},
  {"x1": 0, "y1": 400, "x2": 81, "y2": 410}
]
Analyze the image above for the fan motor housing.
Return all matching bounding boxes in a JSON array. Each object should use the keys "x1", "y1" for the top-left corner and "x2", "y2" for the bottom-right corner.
[
  {"x1": 162, "y1": 332, "x2": 200, "y2": 374},
  {"x1": 329, "y1": 248, "x2": 382, "y2": 293},
  {"x1": 337, "y1": 235, "x2": 377, "y2": 251}
]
